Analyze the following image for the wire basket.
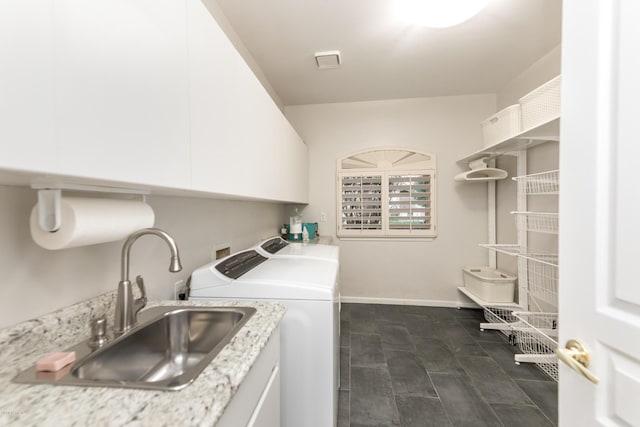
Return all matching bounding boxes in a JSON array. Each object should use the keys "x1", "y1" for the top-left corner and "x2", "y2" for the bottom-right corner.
[
  {"x1": 512, "y1": 211, "x2": 559, "y2": 234},
  {"x1": 483, "y1": 306, "x2": 518, "y2": 324},
  {"x1": 479, "y1": 243, "x2": 521, "y2": 256},
  {"x1": 512, "y1": 312, "x2": 559, "y2": 382},
  {"x1": 482, "y1": 306, "x2": 520, "y2": 341},
  {"x1": 518, "y1": 254, "x2": 558, "y2": 311},
  {"x1": 513, "y1": 170, "x2": 559, "y2": 195}
]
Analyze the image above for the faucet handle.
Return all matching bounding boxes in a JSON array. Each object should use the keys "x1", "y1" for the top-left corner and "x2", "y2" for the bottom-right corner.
[
  {"x1": 134, "y1": 275, "x2": 148, "y2": 314},
  {"x1": 135, "y1": 275, "x2": 147, "y2": 299}
]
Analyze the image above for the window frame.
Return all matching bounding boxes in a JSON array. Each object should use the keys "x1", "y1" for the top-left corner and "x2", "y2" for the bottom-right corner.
[{"x1": 336, "y1": 148, "x2": 437, "y2": 239}]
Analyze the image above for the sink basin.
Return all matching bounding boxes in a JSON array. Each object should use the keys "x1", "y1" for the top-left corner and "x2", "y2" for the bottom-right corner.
[{"x1": 13, "y1": 306, "x2": 256, "y2": 391}]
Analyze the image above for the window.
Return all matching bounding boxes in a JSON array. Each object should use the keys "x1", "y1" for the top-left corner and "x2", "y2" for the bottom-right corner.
[
  {"x1": 388, "y1": 173, "x2": 432, "y2": 232},
  {"x1": 340, "y1": 174, "x2": 383, "y2": 232},
  {"x1": 337, "y1": 148, "x2": 437, "y2": 238}
]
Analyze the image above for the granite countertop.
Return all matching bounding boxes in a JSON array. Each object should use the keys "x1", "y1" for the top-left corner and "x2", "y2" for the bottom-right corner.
[{"x1": 0, "y1": 293, "x2": 285, "y2": 427}]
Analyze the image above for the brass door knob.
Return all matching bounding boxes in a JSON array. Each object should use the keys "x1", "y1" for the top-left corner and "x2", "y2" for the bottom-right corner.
[{"x1": 555, "y1": 339, "x2": 600, "y2": 384}]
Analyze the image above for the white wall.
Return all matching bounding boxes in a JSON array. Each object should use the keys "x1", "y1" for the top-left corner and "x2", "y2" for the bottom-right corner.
[
  {"x1": 0, "y1": 185, "x2": 286, "y2": 328},
  {"x1": 496, "y1": 44, "x2": 561, "y2": 110},
  {"x1": 285, "y1": 95, "x2": 496, "y2": 305}
]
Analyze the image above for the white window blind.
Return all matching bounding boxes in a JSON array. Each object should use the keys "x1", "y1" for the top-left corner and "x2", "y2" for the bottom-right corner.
[
  {"x1": 340, "y1": 174, "x2": 383, "y2": 233},
  {"x1": 336, "y1": 148, "x2": 437, "y2": 239},
  {"x1": 388, "y1": 174, "x2": 432, "y2": 232}
]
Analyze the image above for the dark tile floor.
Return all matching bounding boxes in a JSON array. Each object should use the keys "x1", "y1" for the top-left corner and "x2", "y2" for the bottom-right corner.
[{"x1": 338, "y1": 303, "x2": 557, "y2": 427}]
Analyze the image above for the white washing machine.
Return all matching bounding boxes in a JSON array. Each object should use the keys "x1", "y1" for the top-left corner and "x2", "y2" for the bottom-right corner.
[
  {"x1": 254, "y1": 237, "x2": 339, "y2": 263},
  {"x1": 189, "y1": 250, "x2": 339, "y2": 427}
]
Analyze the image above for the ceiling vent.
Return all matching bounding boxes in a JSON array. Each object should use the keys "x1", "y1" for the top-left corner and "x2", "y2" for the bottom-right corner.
[{"x1": 314, "y1": 51, "x2": 341, "y2": 69}]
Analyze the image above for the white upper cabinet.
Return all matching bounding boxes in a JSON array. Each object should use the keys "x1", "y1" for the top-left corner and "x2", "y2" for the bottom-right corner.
[
  {"x1": 0, "y1": 0, "x2": 308, "y2": 203},
  {"x1": 187, "y1": 0, "x2": 308, "y2": 203},
  {"x1": 0, "y1": 0, "x2": 57, "y2": 173},
  {"x1": 54, "y1": 0, "x2": 191, "y2": 189}
]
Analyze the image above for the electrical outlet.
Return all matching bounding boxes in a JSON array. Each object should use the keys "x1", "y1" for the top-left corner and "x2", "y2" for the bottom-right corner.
[
  {"x1": 320, "y1": 212, "x2": 327, "y2": 222},
  {"x1": 174, "y1": 280, "x2": 184, "y2": 300}
]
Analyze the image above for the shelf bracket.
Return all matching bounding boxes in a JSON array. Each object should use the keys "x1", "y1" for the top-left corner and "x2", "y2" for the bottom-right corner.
[
  {"x1": 488, "y1": 159, "x2": 497, "y2": 268},
  {"x1": 515, "y1": 151, "x2": 529, "y2": 310}
]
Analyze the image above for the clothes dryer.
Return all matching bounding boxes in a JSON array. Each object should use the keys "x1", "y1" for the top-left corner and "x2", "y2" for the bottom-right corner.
[
  {"x1": 189, "y1": 250, "x2": 339, "y2": 427},
  {"x1": 254, "y1": 236, "x2": 339, "y2": 263}
]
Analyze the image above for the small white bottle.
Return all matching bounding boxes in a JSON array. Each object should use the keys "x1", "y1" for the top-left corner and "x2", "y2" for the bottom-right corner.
[
  {"x1": 302, "y1": 225, "x2": 310, "y2": 242},
  {"x1": 289, "y1": 208, "x2": 302, "y2": 240}
]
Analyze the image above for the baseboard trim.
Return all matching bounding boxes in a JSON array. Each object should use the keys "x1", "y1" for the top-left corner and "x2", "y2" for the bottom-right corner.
[{"x1": 340, "y1": 296, "x2": 479, "y2": 309}]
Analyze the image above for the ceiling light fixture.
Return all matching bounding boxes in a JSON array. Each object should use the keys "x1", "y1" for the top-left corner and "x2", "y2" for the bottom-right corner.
[
  {"x1": 394, "y1": 0, "x2": 488, "y2": 28},
  {"x1": 314, "y1": 51, "x2": 341, "y2": 69}
]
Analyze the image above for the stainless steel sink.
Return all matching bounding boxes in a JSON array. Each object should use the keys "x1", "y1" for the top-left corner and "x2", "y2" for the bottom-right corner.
[{"x1": 13, "y1": 306, "x2": 256, "y2": 391}]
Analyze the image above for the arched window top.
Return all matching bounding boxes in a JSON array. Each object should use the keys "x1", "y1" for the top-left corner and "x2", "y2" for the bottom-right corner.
[{"x1": 338, "y1": 147, "x2": 436, "y2": 171}]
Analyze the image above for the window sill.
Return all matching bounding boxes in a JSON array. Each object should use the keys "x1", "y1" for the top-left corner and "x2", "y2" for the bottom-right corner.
[{"x1": 337, "y1": 237, "x2": 436, "y2": 242}]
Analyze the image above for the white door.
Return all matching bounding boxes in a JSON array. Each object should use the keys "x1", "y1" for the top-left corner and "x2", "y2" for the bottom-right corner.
[{"x1": 560, "y1": 0, "x2": 640, "y2": 425}]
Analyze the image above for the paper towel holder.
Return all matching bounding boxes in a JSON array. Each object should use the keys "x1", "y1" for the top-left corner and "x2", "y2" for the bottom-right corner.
[
  {"x1": 37, "y1": 189, "x2": 62, "y2": 232},
  {"x1": 32, "y1": 183, "x2": 150, "y2": 233}
]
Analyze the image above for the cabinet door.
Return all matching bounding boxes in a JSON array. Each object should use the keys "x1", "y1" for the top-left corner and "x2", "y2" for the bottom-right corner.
[
  {"x1": 0, "y1": 0, "x2": 57, "y2": 173},
  {"x1": 216, "y1": 330, "x2": 280, "y2": 427},
  {"x1": 188, "y1": 0, "x2": 308, "y2": 203},
  {"x1": 54, "y1": 0, "x2": 190, "y2": 188},
  {"x1": 247, "y1": 366, "x2": 280, "y2": 427}
]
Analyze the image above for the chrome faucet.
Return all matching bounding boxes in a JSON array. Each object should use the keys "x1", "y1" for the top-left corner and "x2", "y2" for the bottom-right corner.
[{"x1": 113, "y1": 228, "x2": 182, "y2": 335}]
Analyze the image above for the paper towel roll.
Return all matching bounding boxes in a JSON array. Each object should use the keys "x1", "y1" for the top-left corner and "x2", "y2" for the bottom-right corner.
[{"x1": 30, "y1": 197, "x2": 155, "y2": 250}]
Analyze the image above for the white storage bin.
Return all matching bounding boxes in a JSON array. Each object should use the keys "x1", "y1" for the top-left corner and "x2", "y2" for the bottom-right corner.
[
  {"x1": 481, "y1": 104, "x2": 522, "y2": 148},
  {"x1": 519, "y1": 75, "x2": 561, "y2": 130},
  {"x1": 463, "y1": 266, "x2": 516, "y2": 303}
]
